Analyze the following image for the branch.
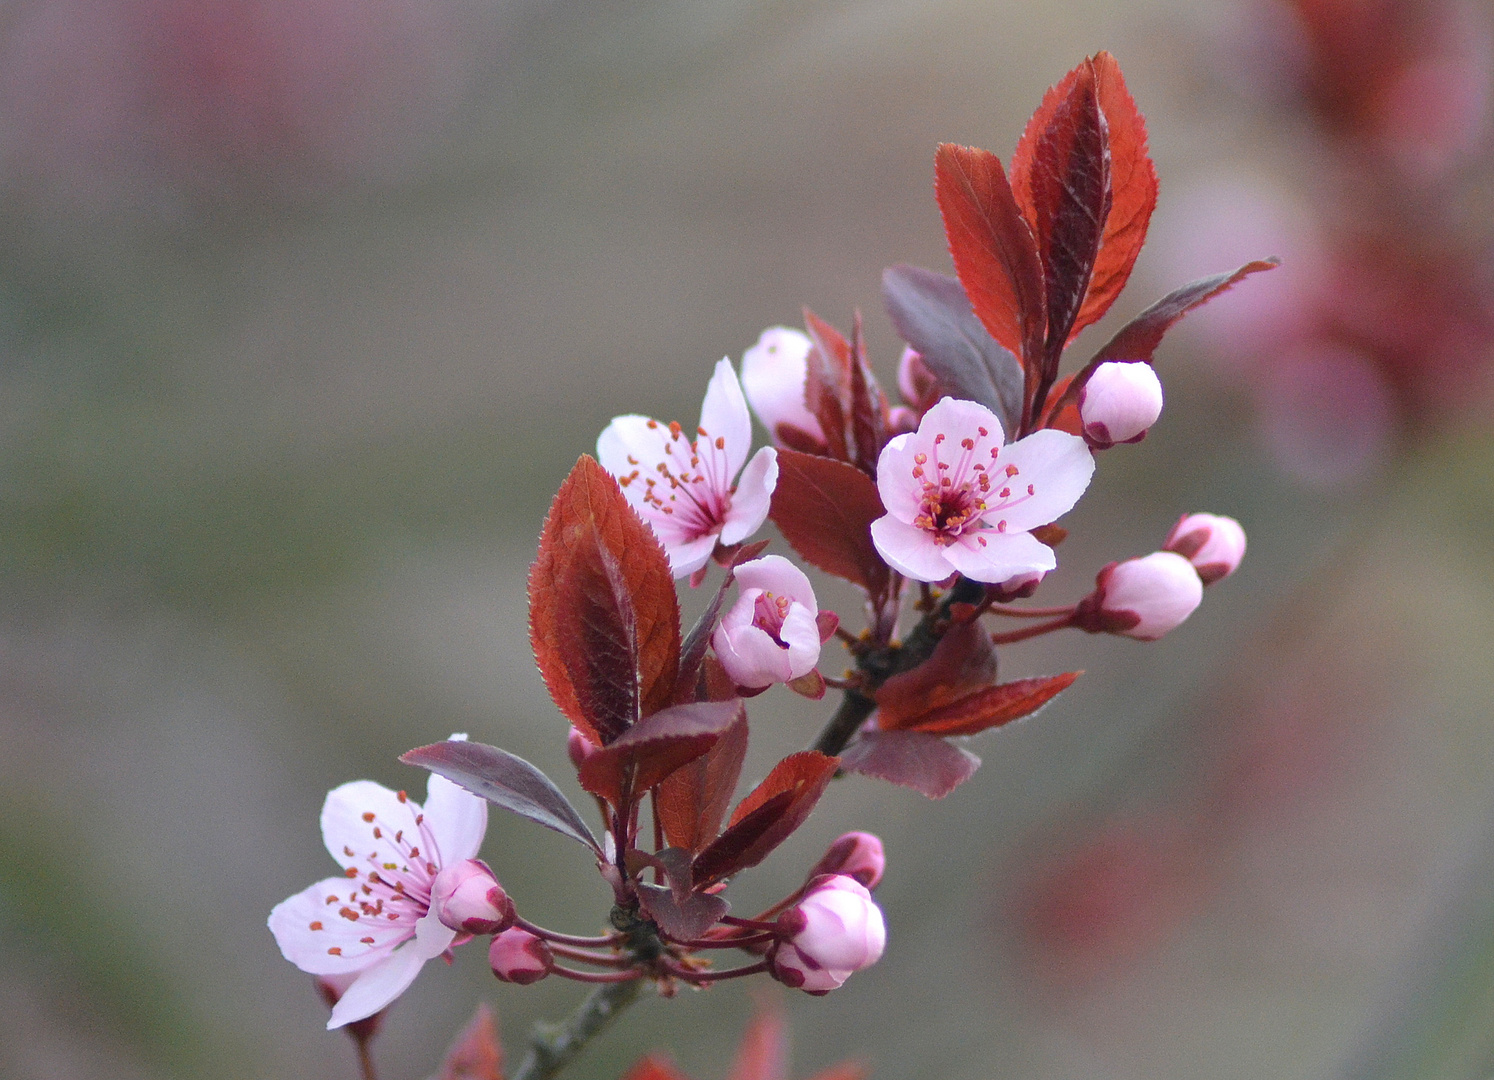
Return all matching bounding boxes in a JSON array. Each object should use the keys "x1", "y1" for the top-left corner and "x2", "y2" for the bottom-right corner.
[{"x1": 510, "y1": 980, "x2": 645, "y2": 1080}]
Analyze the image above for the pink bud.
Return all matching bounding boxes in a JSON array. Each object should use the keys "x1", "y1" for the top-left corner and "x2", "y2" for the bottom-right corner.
[
  {"x1": 489, "y1": 928, "x2": 553, "y2": 985},
  {"x1": 1078, "y1": 362, "x2": 1163, "y2": 447},
  {"x1": 567, "y1": 726, "x2": 599, "y2": 770},
  {"x1": 1164, "y1": 513, "x2": 1246, "y2": 585},
  {"x1": 770, "y1": 875, "x2": 886, "y2": 993},
  {"x1": 430, "y1": 859, "x2": 514, "y2": 935},
  {"x1": 1085, "y1": 552, "x2": 1203, "y2": 640},
  {"x1": 897, "y1": 347, "x2": 943, "y2": 412},
  {"x1": 712, "y1": 556, "x2": 822, "y2": 689},
  {"x1": 741, "y1": 327, "x2": 825, "y2": 446},
  {"x1": 808, "y1": 832, "x2": 885, "y2": 889}
]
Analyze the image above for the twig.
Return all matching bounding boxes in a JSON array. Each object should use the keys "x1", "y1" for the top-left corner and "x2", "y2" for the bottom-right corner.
[{"x1": 509, "y1": 980, "x2": 646, "y2": 1080}]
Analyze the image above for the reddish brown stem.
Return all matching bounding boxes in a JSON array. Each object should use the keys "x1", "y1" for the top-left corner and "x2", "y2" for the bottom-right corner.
[
  {"x1": 681, "y1": 932, "x2": 775, "y2": 950},
  {"x1": 987, "y1": 603, "x2": 1078, "y2": 619},
  {"x1": 514, "y1": 917, "x2": 621, "y2": 949},
  {"x1": 663, "y1": 960, "x2": 770, "y2": 984},
  {"x1": 989, "y1": 614, "x2": 1075, "y2": 645},
  {"x1": 550, "y1": 965, "x2": 645, "y2": 984},
  {"x1": 550, "y1": 944, "x2": 634, "y2": 968}
]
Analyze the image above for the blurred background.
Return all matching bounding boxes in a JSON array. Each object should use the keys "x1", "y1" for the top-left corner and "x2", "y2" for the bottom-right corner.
[{"x1": 0, "y1": 0, "x2": 1491, "y2": 1077}]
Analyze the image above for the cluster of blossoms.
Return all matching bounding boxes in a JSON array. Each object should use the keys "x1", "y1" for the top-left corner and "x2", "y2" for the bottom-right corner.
[{"x1": 269, "y1": 51, "x2": 1271, "y2": 1079}]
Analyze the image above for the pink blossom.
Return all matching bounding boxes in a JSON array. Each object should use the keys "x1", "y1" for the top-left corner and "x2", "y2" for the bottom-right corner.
[
  {"x1": 870, "y1": 397, "x2": 1094, "y2": 585},
  {"x1": 770, "y1": 875, "x2": 886, "y2": 993},
  {"x1": 430, "y1": 859, "x2": 513, "y2": 935},
  {"x1": 711, "y1": 555, "x2": 822, "y2": 688},
  {"x1": 1164, "y1": 513, "x2": 1246, "y2": 585},
  {"x1": 598, "y1": 359, "x2": 779, "y2": 578},
  {"x1": 808, "y1": 832, "x2": 885, "y2": 889},
  {"x1": 1079, "y1": 362, "x2": 1164, "y2": 447},
  {"x1": 1082, "y1": 552, "x2": 1203, "y2": 640},
  {"x1": 489, "y1": 928, "x2": 553, "y2": 985},
  {"x1": 268, "y1": 738, "x2": 488, "y2": 1029},
  {"x1": 741, "y1": 327, "x2": 825, "y2": 446}
]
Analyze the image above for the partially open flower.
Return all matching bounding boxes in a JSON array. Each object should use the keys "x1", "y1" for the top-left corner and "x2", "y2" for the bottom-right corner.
[
  {"x1": 769, "y1": 875, "x2": 886, "y2": 993},
  {"x1": 741, "y1": 327, "x2": 825, "y2": 448},
  {"x1": 489, "y1": 928, "x2": 553, "y2": 985},
  {"x1": 711, "y1": 555, "x2": 824, "y2": 689},
  {"x1": 598, "y1": 358, "x2": 779, "y2": 577},
  {"x1": 1164, "y1": 512, "x2": 1246, "y2": 584},
  {"x1": 807, "y1": 832, "x2": 885, "y2": 889},
  {"x1": 1077, "y1": 551, "x2": 1204, "y2": 640},
  {"x1": 1078, "y1": 362, "x2": 1164, "y2": 448},
  {"x1": 430, "y1": 859, "x2": 514, "y2": 935},
  {"x1": 871, "y1": 397, "x2": 1094, "y2": 584}
]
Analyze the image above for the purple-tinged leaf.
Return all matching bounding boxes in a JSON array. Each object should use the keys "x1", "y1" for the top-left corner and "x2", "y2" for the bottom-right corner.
[
  {"x1": 839, "y1": 730, "x2": 981, "y2": 799},
  {"x1": 577, "y1": 701, "x2": 742, "y2": 806},
  {"x1": 693, "y1": 751, "x2": 839, "y2": 886},
  {"x1": 882, "y1": 265, "x2": 1025, "y2": 438},
  {"x1": 636, "y1": 882, "x2": 730, "y2": 941},
  {"x1": 402, "y1": 740, "x2": 601, "y2": 853},
  {"x1": 656, "y1": 706, "x2": 749, "y2": 852},
  {"x1": 624, "y1": 846, "x2": 696, "y2": 901},
  {"x1": 769, "y1": 450, "x2": 889, "y2": 599}
]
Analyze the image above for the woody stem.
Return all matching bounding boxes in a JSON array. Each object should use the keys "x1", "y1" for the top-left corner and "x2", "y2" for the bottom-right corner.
[
  {"x1": 988, "y1": 614, "x2": 1074, "y2": 645},
  {"x1": 509, "y1": 980, "x2": 645, "y2": 1080}
]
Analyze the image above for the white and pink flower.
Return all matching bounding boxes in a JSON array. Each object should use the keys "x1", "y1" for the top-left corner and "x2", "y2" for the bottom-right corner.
[
  {"x1": 711, "y1": 555, "x2": 824, "y2": 689},
  {"x1": 808, "y1": 831, "x2": 886, "y2": 890},
  {"x1": 599, "y1": 358, "x2": 779, "y2": 578},
  {"x1": 1084, "y1": 551, "x2": 1204, "y2": 640},
  {"x1": 869, "y1": 397, "x2": 1094, "y2": 584},
  {"x1": 741, "y1": 327, "x2": 825, "y2": 447},
  {"x1": 1078, "y1": 361, "x2": 1164, "y2": 447},
  {"x1": 268, "y1": 741, "x2": 488, "y2": 1029},
  {"x1": 1164, "y1": 512, "x2": 1246, "y2": 585},
  {"x1": 770, "y1": 875, "x2": 886, "y2": 993}
]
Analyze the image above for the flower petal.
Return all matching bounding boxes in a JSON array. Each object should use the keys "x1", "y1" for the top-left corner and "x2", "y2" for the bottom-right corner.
[
  {"x1": 423, "y1": 760, "x2": 487, "y2": 867},
  {"x1": 779, "y1": 602, "x2": 822, "y2": 679},
  {"x1": 714, "y1": 622, "x2": 793, "y2": 688},
  {"x1": 720, "y1": 446, "x2": 778, "y2": 545},
  {"x1": 327, "y1": 945, "x2": 427, "y2": 1029},
  {"x1": 269, "y1": 876, "x2": 410, "y2": 976},
  {"x1": 741, "y1": 327, "x2": 823, "y2": 441},
  {"x1": 321, "y1": 780, "x2": 421, "y2": 873},
  {"x1": 941, "y1": 529, "x2": 1056, "y2": 584},
  {"x1": 667, "y1": 532, "x2": 718, "y2": 578},
  {"x1": 869, "y1": 515, "x2": 955, "y2": 582},
  {"x1": 698, "y1": 358, "x2": 753, "y2": 479},
  {"x1": 985, "y1": 429, "x2": 1094, "y2": 532},
  {"x1": 731, "y1": 553, "x2": 816, "y2": 614},
  {"x1": 874, "y1": 433, "x2": 923, "y2": 522}
]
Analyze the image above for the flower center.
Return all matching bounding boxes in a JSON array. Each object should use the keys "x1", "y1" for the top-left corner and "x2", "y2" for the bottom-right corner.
[
  {"x1": 906, "y1": 427, "x2": 1038, "y2": 546},
  {"x1": 752, "y1": 590, "x2": 792, "y2": 646},
  {"x1": 618, "y1": 420, "x2": 733, "y2": 539}
]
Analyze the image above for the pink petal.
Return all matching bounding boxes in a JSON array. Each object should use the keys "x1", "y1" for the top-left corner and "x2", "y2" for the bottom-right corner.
[
  {"x1": 268, "y1": 876, "x2": 409, "y2": 976},
  {"x1": 666, "y1": 532, "x2": 719, "y2": 578},
  {"x1": 779, "y1": 602, "x2": 822, "y2": 679},
  {"x1": 596, "y1": 414, "x2": 666, "y2": 480},
  {"x1": 941, "y1": 530, "x2": 1055, "y2": 584},
  {"x1": 697, "y1": 358, "x2": 753, "y2": 479},
  {"x1": 422, "y1": 754, "x2": 487, "y2": 866},
  {"x1": 731, "y1": 554, "x2": 816, "y2": 615},
  {"x1": 917, "y1": 396, "x2": 1008, "y2": 446},
  {"x1": 741, "y1": 327, "x2": 823, "y2": 441},
  {"x1": 326, "y1": 945, "x2": 426, "y2": 1029},
  {"x1": 713, "y1": 622, "x2": 793, "y2": 688},
  {"x1": 874, "y1": 433, "x2": 923, "y2": 522},
  {"x1": 320, "y1": 780, "x2": 421, "y2": 873},
  {"x1": 720, "y1": 446, "x2": 777, "y2": 545},
  {"x1": 869, "y1": 515, "x2": 956, "y2": 582},
  {"x1": 986, "y1": 429, "x2": 1094, "y2": 532}
]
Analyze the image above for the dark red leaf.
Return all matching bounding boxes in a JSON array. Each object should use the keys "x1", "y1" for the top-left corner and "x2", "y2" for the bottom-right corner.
[
  {"x1": 402, "y1": 740, "x2": 601, "y2": 853},
  {"x1": 577, "y1": 701, "x2": 742, "y2": 807},
  {"x1": 875, "y1": 618, "x2": 997, "y2": 730},
  {"x1": 621, "y1": 1055, "x2": 693, "y2": 1080},
  {"x1": 881, "y1": 264, "x2": 1025, "y2": 439},
  {"x1": 693, "y1": 751, "x2": 840, "y2": 886},
  {"x1": 1069, "y1": 52, "x2": 1158, "y2": 340},
  {"x1": 439, "y1": 1003, "x2": 503, "y2": 1080},
  {"x1": 802, "y1": 310, "x2": 852, "y2": 462},
  {"x1": 655, "y1": 705, "x2": 749, "y2": 852},
  {"x1": 530, "y1": 456, "x2": 681, "y2": 745},
  {"x1": 839, "y1": 730, "x2": 980, "y2": 799},
  {"x1": 903, "y1": 672, "x2": 1080, "y2": 737},
  {"x1": 726, "y1": 1006, "x2": 787, "y2": 1080},
  {"x1": 935, "y1": 143, "x2": 1046, "y2": 372},
  {"x1": 636, "y1": 882, "x2": 730, "y2": 941},
  {"x1": 625, "y1": 846, "x2": 696, "y2": 901},
  {"x1": 846, "y1": 312, "x2": 889, "y2": 473},
  {"x1": 768, "y1": 449, "x2": 889, "y2": 598}
]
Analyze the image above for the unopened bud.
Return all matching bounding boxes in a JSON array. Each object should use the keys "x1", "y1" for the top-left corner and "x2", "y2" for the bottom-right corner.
[
  {"x1": 489, "y1": 928, "x2": 553, "y2": 985},
  {"x1": 1164, "y1": 513, "x2": 1246, "y2": 585},
  {"x1": 897, "y1": 347, "x2": 943, "y2": 412},
  {"x1": 808, "y1": 832, "x2": 885, "y2": 889},
  {"x1": 769, "y1": 875, "x2": 885, "y2": 994},
  {"x1": 741, "y1": 327, "x2": 824, "y2": 446},
  {"x1": 430, "y1": 859, "x2": 514, "y2": 935},
  {"x1": 567, "y1": 726, "x2": 598, "y2": 769},
  {"x1": 1077, "y1": 551, "x2": 1203, "y2": 640},
  {"x1": 1078, "y1": 362, "x2": 1163, "y2": 448}
]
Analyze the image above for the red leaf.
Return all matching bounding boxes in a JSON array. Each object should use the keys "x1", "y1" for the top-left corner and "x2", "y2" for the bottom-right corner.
[
  {"x1": 439, "y1": 1003, "x2": 503, "y2": 1080},
  {"x1": 621, "y1": 1055, "x2": 693, "y2": 1080},
  {"x1": 903, "y1": 672, "x2": 1080, "y2": 737},
  {"x1": 1069, "y1": 52, "x2": 1158, "y2": 340},
  {"x1": 875, "y1": 618, "x2": 997, "y2": 730},
  {"x1": 839, "y1": 729, "x2": 980, "y2": 799},
  {"x1": 935, "y1": 143, "x2": 1046, "y2": 373},
  {"x1": 530, "y1": 456, "x2": 681, "y2": 745},
  {"x1": 803, "y1": 310, "x2": 852, "y2": 462},
  {"x1": 726, "y1": 1006, "x2": 787, "y2": 1080},
  {"x1": 768, "y1": 449, "x2": 889, "y2": 598},
  {"x1": 1090, "y1": 259, "x2": 1281, "y2": 365},
  {"x1": 655, "y1": 705, "x2": 749, "y2": 852},
  {"x1": 693, "y1": 751, "x2": 839, "y2": 886},
  {"x1": 846, "y1": 312, "x2": 889, "y2": 474},
  {"x1": 576, "y1": 701, "x2": 741, "y2": 807}
]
